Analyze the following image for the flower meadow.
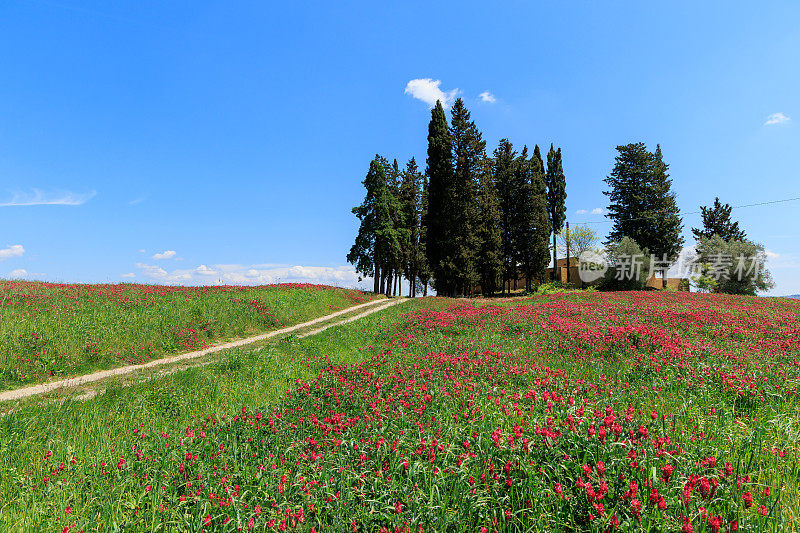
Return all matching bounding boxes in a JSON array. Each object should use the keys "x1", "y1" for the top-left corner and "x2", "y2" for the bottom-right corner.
[
  {"x1": 1, "y1": 292, "x2": 799, "y2": 532},
  {"x1": 0, "y1": 281, "x2": 375, "y2": 390}
]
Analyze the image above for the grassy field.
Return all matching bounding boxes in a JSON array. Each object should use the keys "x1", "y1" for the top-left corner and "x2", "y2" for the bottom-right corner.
[
  {"x1": 1, "y1": 292, "x2": 799, "y2": 532},
  {"x1": 0, "y1": 281, "x2": 377, "y2": 390}
]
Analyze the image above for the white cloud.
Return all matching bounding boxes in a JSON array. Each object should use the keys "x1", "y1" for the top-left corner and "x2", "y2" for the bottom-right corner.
[
  {"x1": 8, "y1": 269, "x2": 28, "y2": 278},
  {"x1": 404, "y1": 78, "x2": 459, "y2": 108},
  {"x1": 136, "y1": 263, "x2": 168, "y2": 279},
  {"x1": 152, "y1": 250, "x2": 177, "y2": 260},
  {"x1": 120, "y1": 272, "x2": 136, "y2": 278},
  {"x1": 591, "y1": 207, "x2": 606, "y2": 215},
  {"x1": 131, "y1": 262, "x2": 369, "y2": 288},
  {"x1": 765, "y1": 250, "x2": 780, "y2": 259},
  {"x1": 764, "y1": 112, "x2": 791, "y2": 126},
  {"x1": 0, "y1": 244, "x2": 25, "y2": 262},
  {"x1": 479, "y1": 91, "x2": 496, "y2": 103},
  {"x1": 576, "y1": 209, "x2": 588, "y2": 215},
  {"x1": 0, "y1": 189, "x2": 96, "y2": 207},
  {"x1": 195, "y1": 264, "x2": 217, "y2": 276},
  {"x1": 129, "y1": 197, "x2": 145, "y2": 206},
  {"x1": 139, "y1": 249, "x2": 146, "y2": 253}
]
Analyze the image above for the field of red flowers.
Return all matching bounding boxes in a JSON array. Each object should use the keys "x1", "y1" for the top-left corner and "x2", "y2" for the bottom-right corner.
[
  {"x1": 2, "y1": 291, "x2": 799, "y2": 532},
  {"x1": 0, "y1": 281, "x2": 374, "y2": 389}
]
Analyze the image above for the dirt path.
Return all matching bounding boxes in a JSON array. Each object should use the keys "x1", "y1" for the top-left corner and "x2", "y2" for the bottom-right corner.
[{"x1": 0, "y1": 297, "x2": 406, "y2": 403}]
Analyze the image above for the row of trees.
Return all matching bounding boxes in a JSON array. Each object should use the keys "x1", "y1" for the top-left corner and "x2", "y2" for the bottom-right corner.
[{"x1": 348, "y1": 99, "x2": 567, "y2": 297}]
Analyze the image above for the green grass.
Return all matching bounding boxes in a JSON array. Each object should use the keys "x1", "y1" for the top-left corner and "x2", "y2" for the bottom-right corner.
[{"x1": 0, "y1": 281, "x2": 377, "y2": 390}]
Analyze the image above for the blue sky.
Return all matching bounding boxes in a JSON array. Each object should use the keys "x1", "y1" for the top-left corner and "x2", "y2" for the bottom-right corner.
[{"x1": 1, "y1": 1, "x2": 798, "y2": 294}]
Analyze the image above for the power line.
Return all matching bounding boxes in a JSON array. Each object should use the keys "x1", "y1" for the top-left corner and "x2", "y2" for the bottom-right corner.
[{"x1": 573, "y1": 195, "x2": 800, "y2": 226}]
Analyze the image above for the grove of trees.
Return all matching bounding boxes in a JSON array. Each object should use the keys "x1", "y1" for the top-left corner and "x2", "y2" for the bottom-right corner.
[{"x1": 348, "y1": 98, "x2": 565, "y2": 296}]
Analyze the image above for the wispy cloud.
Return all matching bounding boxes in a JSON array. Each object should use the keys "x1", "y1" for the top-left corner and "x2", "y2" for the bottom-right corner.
[
  {"x1": 152, "y1": 250, "x2": 177, "y2": 260},
  {"x1": 7, "y1": 269, "x2": 28, "y2": 278},
  {"x1": 120, "y1": 272, "x2": 136, "y2": 278},
  {"x1": 764, "y1": 112, "x2": 791, "y2": 126},
  {"x1": 134, "y1": 262, "x2": 367, "y2": 288},
  {"x1": 479, "y1": 91, "x2": 496, "y2": 103},
  {"x1": 576, "y1": 208, "x2": 605, "y2": 216},
  {"x1": 0, "y1": 244, "x2": 25, "y2": 262},
  {"x1": 404, "y1": 78, "x2": 459, "y2": 108},
  {"x1": 0, "y1": 189, "x2": 96, "y2": 207},
  {"x1": 129, "y1": 197, "x2": 146, "y2": 206}
]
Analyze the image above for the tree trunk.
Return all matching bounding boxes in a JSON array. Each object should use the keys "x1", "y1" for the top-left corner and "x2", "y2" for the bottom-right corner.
[
  {"x1": 552, "y1": 233, "x2": 558, "y2": 280},
  {"x1": 374, "y1": 266, "x2": 381, "y2": 294}
]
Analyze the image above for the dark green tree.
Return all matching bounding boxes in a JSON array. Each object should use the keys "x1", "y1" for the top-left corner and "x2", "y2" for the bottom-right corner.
[
  {"x1": 424, "y1": 100, "x2": 457, "y2": 296},
  {"x1": 348, "y1": 156, "x2": 395, "y2": 294},
  {"x1": 692, "y1": 197, "x2": 746, "y2": 242},
  {"x1": 492, "y1": 139, "x2": 518, "y2": 294},
  {"x1": 647, "y1": 145, "x2": 684, "y2": 285},
  {"x1": 546, "y1": 144, "x2": 567, "y2": 280},
  {"x1": 603, "y1": 142, "x2": 654, "y2": 248},
  {"x1": 519, "y1": 145, "x2": 551, "y2": 288},
  {"x1": 475, "y1": 156, "x2": 502, "y2": 295},
  {"x1": 417, "y1": 174, "x2": 431, "y2": 296},
  {"x1": 399, "y1": 157, "x2": 423, "y2": 296},
  {"x1": 604, "y1": 143, "x2": 684, "y2": 287},
  {"x1": 449, "y1": 98, "x2": 484, "y2": 294}
]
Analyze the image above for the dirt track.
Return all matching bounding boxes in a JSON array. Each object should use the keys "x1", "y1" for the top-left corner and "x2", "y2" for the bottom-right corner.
[{"x1": 0, "y1": 297, "x2": 406, "y2": 403}]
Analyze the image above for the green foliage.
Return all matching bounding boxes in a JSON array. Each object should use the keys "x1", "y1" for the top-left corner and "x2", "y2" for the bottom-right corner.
[
  {"x1": 598, "y1": 236, "x2": 652, "y2": 291},
  {"x1": 493, "y1": 139, "x2": 519, "y2": 290},
  {"x1": 424, "y1": 100, "x2": 457, "y2": 296},
  {"x1": 546, "y1": 144, "x2": 567, "y2": 276},
  {"x1": 603, "y1": 143, "x2": 684, "y2": 265},
  {"x1": 475, "y1": 158, "x2": 503, "y2": 296},
  {"x1": 692, "y1": 197, "x2": 747, "y2": 242},
  {"x1": 516, "y1": 146, "x2": 551, "y2": 290},
  {"x1": 695, "y1": 235, "x2": 774, "y2": 295}
]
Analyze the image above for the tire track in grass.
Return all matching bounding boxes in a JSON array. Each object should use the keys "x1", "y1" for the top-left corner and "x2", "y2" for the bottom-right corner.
[{"x1": 0, "y1": 297, "x2": 406, "y2": 403}]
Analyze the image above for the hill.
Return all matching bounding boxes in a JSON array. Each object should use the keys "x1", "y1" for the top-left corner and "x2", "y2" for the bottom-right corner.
[{"x1": 0, "y1": 281, "x2": 376, "y2": 390}]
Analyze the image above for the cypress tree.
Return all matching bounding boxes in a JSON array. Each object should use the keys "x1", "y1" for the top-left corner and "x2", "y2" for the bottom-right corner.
[
  {"x1": 400, "y1": 157, "x2": 423, "y2": 296},
  {"x1": 449, "y1": 98, "x2": 484, "y2": 294},
  {"x1": 528, "y1": 145, "x2": 552, "y2": 287},
  {"x1": 648, "y1": 145, "x2": 684, "y2": 286},
  {"x1": 373, "y1": 159, "x2": 403, "y2": 297},
  {"x1": 424, "y1": 100, "x2": 457, "y2": 296},
  {"x1": 417, "y1": 174, "x2": 431, "y2": 296},
  {"x1": 492, "y1": 139, "x2": 518, "y2": 294},
  {"x1": 475, "y1": 155, "x2": 502, "y2": 295},
  {"x1": 546, "y1": 144, "x2": 567, "y2": 280},
  {"x1": 513, "y1": 146, "x2": 532, "y2": 289},
  {"x1": 692, "y1": 197, "x2": 746, "y2": 242}
]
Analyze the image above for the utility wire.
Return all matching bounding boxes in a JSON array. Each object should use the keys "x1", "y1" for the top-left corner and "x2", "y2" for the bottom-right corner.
[{"x1": 573, "y1": 195, "x2": 800, "y2": 225}]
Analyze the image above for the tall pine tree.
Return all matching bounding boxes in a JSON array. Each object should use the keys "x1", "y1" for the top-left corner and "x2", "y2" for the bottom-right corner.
[
  {"x1": 424, "y1": 101, "x2": 457, "y2": 296},
  {"x1": 492, "y1": 139, "x2": 518, "y2": 294},
  {"x1": 348, "y1": 156, "x2": 397, "y2": 294},
  {"x1": 475, "y1": 155, "x2": 502, "y2": 295},
  {"x1": 648, "y1": 145, "x2": 684, "y2": 286},
  {"x1": 399, "y1": 157, "x2": 423, "y2": 296},
  {"x1": 449, "y1": 98, "x2": 485, "y2": 294},
  {"x1": 604, "y1": 143, "x2": 653, "y2": 247},
  {"x1": 546, "y1": 144, "x2": 567, "y2": 280},
  {"x1": 692, "y1": 197, "x2": 746, "y2": 242},
  {"x1": 604, "y1": 143, "x2": 683, "y2": 287},
  {"x1": 522, "y1": 145, "x2": 551, "y2": 288}
]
